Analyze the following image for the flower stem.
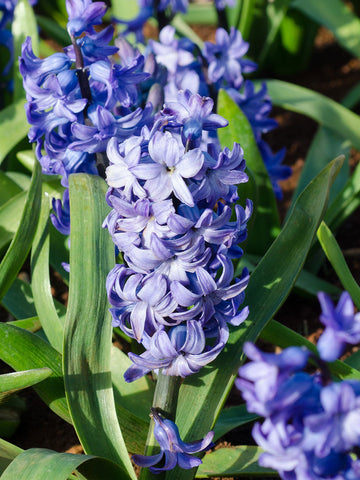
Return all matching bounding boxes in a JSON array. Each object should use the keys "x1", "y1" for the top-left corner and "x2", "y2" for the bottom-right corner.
[{"x1": 139, "y1": 371, "x2": 182, "y2": 480}]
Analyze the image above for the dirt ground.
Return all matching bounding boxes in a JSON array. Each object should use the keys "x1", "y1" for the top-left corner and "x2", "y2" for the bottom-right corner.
[{"x1": 1, "y1": 23, "x2": 360, "y2": 480}]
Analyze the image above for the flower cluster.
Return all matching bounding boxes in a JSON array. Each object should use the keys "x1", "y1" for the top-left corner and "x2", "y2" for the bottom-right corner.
[
  {"x1": 20, "y1": 0, "x2": 153, "y2": 233},
  {"x1": 132, "y1": 408, "x2": 214, "y2": 472},
  {"x1": 237, "y1": 291, "x2": 360, "y2": 480},
  {"x1": 105, "y1": 89, "x2": 252, "y2": 382},
  {"x1": 148, "y1": 25, "x2": 291, "y2": 198}
]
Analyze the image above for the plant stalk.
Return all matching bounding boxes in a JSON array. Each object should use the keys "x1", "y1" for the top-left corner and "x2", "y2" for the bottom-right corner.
[{"x1": 139, "y1": 371, "x2": 182, "y2": 480}]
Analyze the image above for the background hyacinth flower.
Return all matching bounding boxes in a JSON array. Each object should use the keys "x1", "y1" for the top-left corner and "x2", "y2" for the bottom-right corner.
[
  {"x1": 147, "y1": 24, "x2": 290, "y2": 199},
  {"x1": 20, "y1": 0, "x2": 156, "y2": 237},
  {"x1": 132, "y1": 408, "x2": 214, "y2": 472},
  {"x1": 237, "y1": 291, "x2": 360, "y2": 480}
]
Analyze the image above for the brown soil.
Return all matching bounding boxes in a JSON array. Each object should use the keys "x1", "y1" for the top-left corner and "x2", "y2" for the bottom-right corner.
[{"x1": 1, "y1": 24, "x2": 360, "y2": 480}]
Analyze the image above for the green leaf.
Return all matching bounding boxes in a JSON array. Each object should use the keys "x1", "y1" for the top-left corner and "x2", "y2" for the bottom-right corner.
[
  {"x1": 0, "y1": 368, "x2": 52, "y2": 403},
  {"x1": 168, "y1": 156, "x2": 343, "y2": 480},
  {"x1": 217, "y1": 89, "x2": 280, "y2": 255},
  {"x1": 49, "y1": 223, "x2": 69, "y2": 285},
  {"x1": 324, "y1": 162, "x2": 360, "y2": 231},
  {"x1": 0, "y1": 323, "x2": 71, "y2": 423},
  {"x1": 12, "y1": 0, "x2": 39, "y2": 101},
  {"x1": 31, "y1": 192, "x2": 65, "y2": 352},
  {"x1": 171, "y1": 16, "x2": 204, "y2": 49},
  {"x1": 180, "y1": 3, "x2": 217, "y2": 25},
  {"x1": 237, "y1": 254, "x2": 341, "y2": 297},
  {"x1": 1, "y1": 279, "x2": 37, "y2": 320},
  {"x1": 36, "y1": 15, "x2": 69, "y2": 47},
  {"x1": 111, "y1": 0, "x2": 139, "y2": 21},
  {"x1": 0, "y1": 448, "x2": 134, "y2": 480},
  {"x1": 213, "y1": 405, "x2": 258, "y2": 441},
  {"x1": 0, "y1": 173, "x2": 23, "y2": 208},
  {"x1": 8, "y1": 317, "x2": 41, "y2": 333},
  {"x1": 4, "y1": 173, "x2": 31, "y2": 192},
  {"x1": 256, "y1": 0, "x2": 291, "y2": 68},
  {"x1": 111, "y1": 347, "x2": 151, "y2": 454},
  {"x1": 0, "y1": 101, "x2": 28, "y2": 165},
  {"x1": 292, "y1": 0, "x2": 360, "y2": 58},
  {"x1": 0, "y1": 191, "x2": 27, "y2": 254},
  {"x1": 64, "y1": 174, "x2": 136, "y2": 479},
  {"x1": 16, "y1": 150, "x2": 35, "y2": 171},
  {"x1": 0, "y1": 161, "x2": 42, "y2": 302},
  {"x1": 290, "y1": 127, "x2": 350, "y2": 211},
  {"x1": 0, "y1": 438, "x2": 22, "y2": 475},
  {"x1": 263, "y1": 79, "x2": 360, "y2": 150},
  {"x1": 195, "y1": 446, "x2": 274, "y2": 478},
  {"x1": 317, "y1": 221, "x2": 360, "y2": 309}
]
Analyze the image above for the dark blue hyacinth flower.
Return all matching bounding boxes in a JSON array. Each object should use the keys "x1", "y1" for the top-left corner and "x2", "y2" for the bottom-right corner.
[{"x1": 132, "y1": 408, "x2": 214, "y2": 473}]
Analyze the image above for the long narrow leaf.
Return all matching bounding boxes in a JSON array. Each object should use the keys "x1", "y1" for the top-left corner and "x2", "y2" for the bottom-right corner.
[
  {"x1": 0, "y1": 439, "x2": 22, "y2": 475},
  {"x1": 292, "y1": 0, "x2": 360, "y2": 58},
  {"x1": 0, "y1": 173, "x2": 22, "y2": 208},
  {"x1": 12, "y1": 0, "x2": 38, "y2": 101},
  {"x1": 213, "y1": 404, "x2": 258, "y2": 441},
  {"x1": 64, "y1": 174, "x2": 136, "y2": 479},
  {"x1": 0, "y1": 192, "x2": 27, "y2": 253},
  {"x1": 0, "y1": 448, "x2": 133, "y2": 480},
  {"x1": 263, "y1": 79, "x2": 360, "y2": 150},
  {"x1": 324, "y1": 162, "x2": 360, "y2": 231},
  {"x1": 169, "y1": 156, "x2": 343, "y2": 480},
  {"x1": 217, "y1": 89, "x2": 280, "y2": 255},
  {"x1": 195, "y1": 446, "x2": 274, "y2": 478},
  {"x1": 317, "y1": 221, "x2": 360, "y2": 309},
  {"x1": 0, "y1": 368, "x2": 52, "y2": 403},
  {"x1": 0, "y1": 323, "x2": 71, "y2": 423},
  {"x1": 0, "y1": 101, "x2": 28, "y2": 165},
  {"x1": 31, "y1": 192, "x2": 65, "y2": 352},
  {"x1": 290, "y1": 127, "x2": 350, "y2": 212},
  {"x1": 0, "y1": 161, "x2": 42, "y2": 302}
]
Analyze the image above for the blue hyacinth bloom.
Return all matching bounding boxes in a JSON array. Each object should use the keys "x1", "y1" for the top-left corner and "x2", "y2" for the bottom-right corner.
[{"x1": 132, "y1": 408, "x2": 214, "y2": 473}]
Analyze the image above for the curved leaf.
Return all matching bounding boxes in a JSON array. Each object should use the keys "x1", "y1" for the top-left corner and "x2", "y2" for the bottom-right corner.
[
  {"x1": 0, "y1": 191, "x2": 27, "y2": 253},
  {"x1": 169, "y1": 156, "x2": 343, "y2": 480},
  {"x1": 0, "y1": 161, "x2": 42, "y2": 302},
  {"x1": 0, "y1": 101, "x2": 28, "y2": 165},
  {"x1": 217, "y1": 89, "x2": 280, "y2": 255},
  {"x1": 195, "y1": 446, "x2": 274, "y2": 478},
  {"x1": 292, "y1": 0, "x2": 360, "y2": 59},
  {"x1": 0, "y1": 439, "x2": 22, "y2": 475},
  {"x1": 317, "y1": 221, "x2": 360, "y2": 309},
  {"x1": 0, "y1": 323, "x2": 71, "y2": 423},
  {"x1": 0, "y1": 448, "x2": 132, "y2": 480},
  {"x1": 263, "y1": 79, "x2": 360, "y2": 150},
  {"x1": 31, "y1": 192, "x2": 65, "y2": 352},
  {"x1": 12, "y1": 0, "x2": 38, "y2": 101},
  {"x1": 64, "y1": 174, "x2": 136, "y2": 479},
  {"x1": 0, "y1": 368, "x2": 52, "y2": 403}
]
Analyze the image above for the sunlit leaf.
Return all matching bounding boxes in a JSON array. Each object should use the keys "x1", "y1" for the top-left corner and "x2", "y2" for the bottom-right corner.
[{"x1": 64, "y1": 174, "x2": 136, "y2": 479}]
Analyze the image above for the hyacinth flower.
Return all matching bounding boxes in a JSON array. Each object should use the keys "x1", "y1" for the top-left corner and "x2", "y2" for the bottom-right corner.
[
  {"x1": 105, "y1": 90, "x2": 251, "y2": 383},
  {"x1": 146, "y1": 24, "x2": 290, "y2": 199},
  {"x1": 237, "y1": 291, "x2": 360, "y2": 480},
  {"x1": 20, "y1": 0, "x2": 155, "y2": 237},
  {"x1": 132, "y1": 408, "x2": 214, "y2": 472}
]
